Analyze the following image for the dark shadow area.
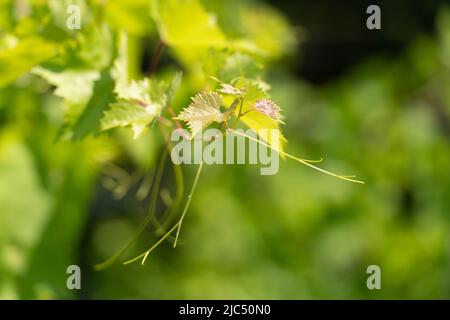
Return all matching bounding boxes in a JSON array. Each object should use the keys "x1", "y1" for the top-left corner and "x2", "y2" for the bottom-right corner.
[{"x1": 268, "y1": 0, "x2": 449, "y2": 83}]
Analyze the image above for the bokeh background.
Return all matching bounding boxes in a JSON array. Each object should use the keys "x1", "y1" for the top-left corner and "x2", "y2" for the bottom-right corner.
[{"x1": 0, "y1": 0, "x2": 449, "y2": 299}]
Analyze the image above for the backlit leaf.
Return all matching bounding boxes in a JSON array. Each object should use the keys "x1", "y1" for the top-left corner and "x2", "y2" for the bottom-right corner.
[
  {"x1": 32, "y1": 67, "x2": 100, "y2": 104},
  {"x1": 176, "y1": 91, "x2": 226, "y2": 136},
  {"x1": 151, "y1": 0, "x2": 227, "y2": 48},
  {"x1": 0, "y1": 37, "x2": 57, "y2": 88},
  {"x1": 101, "y1": 100, "x2": 156, "y2": 138}
]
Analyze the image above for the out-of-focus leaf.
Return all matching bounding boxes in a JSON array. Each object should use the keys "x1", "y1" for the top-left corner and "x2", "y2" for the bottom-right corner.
[
  {"x1": 0, "y1": 0, "x2": 15, "y2": 32},
  {"x1": 166, "y1": 71, "x2": 183, "y2": 102},
  {"x1": 116, "y1": 78, "x2": 166, "y2": 107},
  {"x1": 18, "y1": 143, "x2": 97, "y2": 299},
  {"x1": 151, "y1": 0, "x2": 227, "y2": 48},
  {"x1": 48, "y1": 0, "x2": 91, "y2": 33},
  {"x1": 104, "y1": 33, "x2": 181, "y2": 138},
  {"x1": 32, "y1": 67, "x2": 100, "y2": 104},
  {"x1": 42, "y1": 24, "x2": 113, "y2": 71},
  {"x1": 111, "y1": 32, "x2": 131, "y2": 96},
  {"x1": 101, "y1": 100, "x2": 157, "y2": 138},
  {"x1": 177, "y1": 49, "x2": 264, "y2": 90},
  {"x1": 0, "y1": 135, "x2": 51, "y2": 298},
  {"x1": 73, "y1": 24, "x2": 114, "y2": 70},
  {"x1": 102, "y1": 0, "x2": 156, "y2": 36},
  {"x1": 72, "y1": 70, "x2": 115, "y2": 139},
  {"x1": 0, "y1": 37, "x2": 57, "y2": 88},
  {"x1": 203, "y1": 1, "x2": 298, "y2": 59},
  {"x1": 102, "y1": 73, "x2": 181, "y2": 138},
  {"x1": 234, "y1": 5, "x2": 298, "y2": 59},
  {"x1": 219, "y1": 52, "x2": 263, "y2": 83}
]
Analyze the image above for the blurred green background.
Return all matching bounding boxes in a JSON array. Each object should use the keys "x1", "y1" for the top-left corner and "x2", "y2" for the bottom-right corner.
[{"x1": 0, "y1": 0, "x2": 449, "y2": 299}]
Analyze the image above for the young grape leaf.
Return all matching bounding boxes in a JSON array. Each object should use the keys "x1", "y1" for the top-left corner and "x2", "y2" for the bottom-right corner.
[
  {"x1": 231, "y1": 79, "x2": 287, "y2": 154},
  {"x1": 175, "y1": 91, "x2": 227, "y2": 136},
  {"x1": 239, "y1": 109, "x2": 287, "y2": 155},
  {"x1": 101, "y1": 73, "x2": 182, "y2": 138},
  {"x1": 102, "y1": 32, "x2": 182, "y2": 138},
  {"x1": 217, "y1": 83, "x2": 244, "y2": 96},
  {"x1": 101, "y1": 78, "x2": 165, "y2": 138},
  {"x1": 101, "y1": 100, "x2": 157, "y2": 138},
  {"x1": 253, "y1": 99, "x2": 283, "y2": 122}
]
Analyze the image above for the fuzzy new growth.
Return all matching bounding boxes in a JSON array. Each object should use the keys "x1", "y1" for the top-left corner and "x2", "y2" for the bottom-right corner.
[{"x1": 253, "y1": 99, "x2": 283, "y2": 122}]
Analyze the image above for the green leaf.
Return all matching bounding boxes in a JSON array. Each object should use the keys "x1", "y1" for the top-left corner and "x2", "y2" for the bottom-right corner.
[
  {"x1": 102, "y1": 73, "x2": 181, "y2": 138},
  {"x1": 0, "y1": 37, "x2": 57, "y2": 88},
  {"x1": 72, "y1": 70, "x2": 115, "y2": 139},
  {"x1": 166, "y1": 71, "x2": 183, "y2": 102},
  {"x1": 41, "y1": 23, "x2": 114, "y2": 71},
  {"x1": 219, "y1": 52, "x2": 263, "y2": 83},
  {"x1": 103, "y1": 0, "x2": 156, "y2": 36},
  {"x1": 19, "y1": 147, "x2": 97, "y2": 299},
  {"x1": 69, "y1": 24, "x2": 114, "y2": 70},
  {"x1": 111, "y1": 33, "x2": 175, "y2": 107},
  {"x1": 32, "y1": 67, "x2": 100, "y2": 104},
  {"x1": 106, "y1": 78, "x2": 168, "y2": 136},
  {"x1": 202, "y1": 1, "x2": 297, "y2": 59},
  {"x1": 234, "y1": 5, "x2": 298, "y2": 59},
  {"x1": 48, "y1": 0, "x2": 91, "y2": 34},
  {"x1": 0, "y1": 136, "x2": 51, "y2": 298},
  {"x1": 111, "y1": 32, "x2": 131, "y2": 96},
  {"x1": 233, "y1": 79, "x2": 287, "y2": 154},
  {"x1": 32, "y1": 67, "x2": 102, "y2": 139},
  {"x1": 101, "y1": 100, "x2": 156, "y2": 138},
  {"x1": 177, "y1": 49, "x2": 263, "y2": 90},
  {"x1": 176, "y1": 91, "x2": 226, "y2": 136},
  {"x1": 104, "y1": 32, "x2": 182, "y2": 138},
  {"x1": 239, "y1": 109, "x2": 287, "y2": 154},
  {"x1": 116, "y1": 78, "x2": 167, "y2": 108},
  {"x1": 0, "y1": 1, "x2": 14, "y2": 32},
  {"x1": 151, "y1": 0, "x2": 227, "y2": 48}
]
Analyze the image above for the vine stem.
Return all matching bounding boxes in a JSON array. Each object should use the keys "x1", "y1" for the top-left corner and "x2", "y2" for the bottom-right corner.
[
  {"x1": 148, "y1": 40, "x2": 165, "y2": 75},
  {"x1": 229, "y1": 129, "x2": 364, "y2": 184},
  {"x1": 93, "y1": 150, "x2": 168, "y2": 271},
  {"x1": 231, "y1": 98, "x2": 244, "y2": 129},
  {"x1": 123, "y1": 222, "x2": 181, "y2": 265},
  {"x1": 123, "y1": 161, "x2": 204, "y2": 265},
  {"x1": 156, "y1": 124, "x2": 185, "y2": 231},
  {"x1": 173, "y1": 161, "x2": 204, "y2": 248}
]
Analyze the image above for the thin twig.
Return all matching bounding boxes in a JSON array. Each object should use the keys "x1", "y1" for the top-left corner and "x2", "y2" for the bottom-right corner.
[
  {"x1": 123, "y1": 162, "x2": 204, "y2": 265},
  {"x1": 173, "y1": 161, "x2": 204, "y2": 247},
  {"x1": 94, "y1": 150, "x2": 168, "y2": 271},
  {"x1": 148, "y1": 40, "x2": 165, "y2": 75},
  {"x1": 229, "y1": 129, "x2": 364, "y2": 184}
]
